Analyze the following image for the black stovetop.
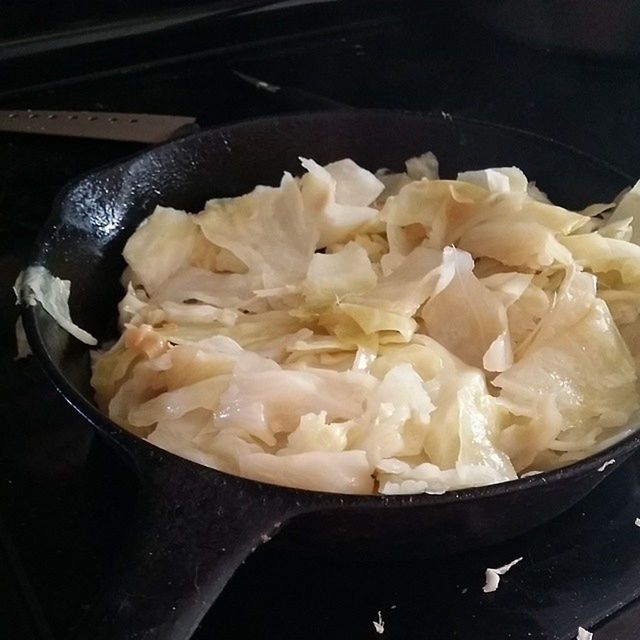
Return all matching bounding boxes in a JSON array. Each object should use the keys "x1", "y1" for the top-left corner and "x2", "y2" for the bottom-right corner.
[{"x1": 3, "y1": 4, "x2": 640, "y2": 639}]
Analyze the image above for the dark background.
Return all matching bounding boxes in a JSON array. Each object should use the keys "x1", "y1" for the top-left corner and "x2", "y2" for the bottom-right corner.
[
  {"x1": 2, "y1": 0, "x2": 264, "y2": 40},
  {"x1": 3, "y1": 2, "x2": 640, "y2": 639}
]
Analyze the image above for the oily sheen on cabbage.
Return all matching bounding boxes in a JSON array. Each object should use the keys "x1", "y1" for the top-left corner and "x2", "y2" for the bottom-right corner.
[{"x1": 90, "y1": 154, "x2": 640, "y2": 494}]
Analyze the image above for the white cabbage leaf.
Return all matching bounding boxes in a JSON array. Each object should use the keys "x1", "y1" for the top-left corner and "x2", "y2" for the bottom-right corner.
[
  {"x1": 606, "y1": 179, "x2": 640, "y2": 244},
  {"x1": 372, "y1": 337, "x2": 516, "y2": 494},
  {"x1": 349, "y1": 245, "x2": 442, "y2": 316},
  {"x1": 146, "y1": 409, "x2": 218, "y2": 467},
  {"x1": 494, "y1": 269, "x2": 639, "y2": 461},
  {"x1": 374, "y1": 153, "x2": 439, "y2": 204},
  {"x1": 283, "y1": 411, "x2": 352, "y2": 453},
  {"x1": 324, "y1": 158, "x2": 385, "y2": 206},
  {"x1": 212, "y1": 366, "x2": 373, "y2": 446},
  {"x1": 151, "y1": 266, "x2": 262, "y2": 310},
  {"x1": 15, "y1": 266, "x2": 97, "y2": 345},
  {"x1": 421, "y1": 247, "x2": 515, "y2": 372},
  {"x1": 118, "y1": 282, "x2": 150, "y2": 326},
  {"x1": 303, "y1": 241, "x2": 377, "y2": 306},
  {"x1": 559, "y1": 229, "x2": 640, "y2": 328},
  {"x1": 375, "y1": 169, "x2": 413, "y2": 203},
  {"x1": 560, "y1": 232, "x2": 640, "y2": 284},
  {"x1": 598, "y1": 216, "x2": 633, "y2": 241},
  {"x1": 159, "y1": 301, "x2": 238, "y2": 326},
  {"x1": 406, "y1": 152, "x2": 439, "y2": 181},
  {"x1": 527, "y1": 182, "x2": 551, "y2": 203},
  {"x1": 351, "y1": 363, "x2": 435, "y2": 465},
  {"x1": 123, "y1": 206, "x2": 200, "y2": 295},
  {"x1": 457, "y1": 167, "x2": 528, "y2": 193},
  {"x1": 300, "y1": 157, "x2": 383, "y2": 247},
  {"x1": 458, "y1": 220, "x2": 575, "y2": 269},
  {"x1": 383, "y1": 178, "x2": 587, "y2": 270},
  {"x1": 239, "y1": 449, "x2": 374, "y2": 494},
  {"x1": 197, "y1": 173, "x2": 318, "y2": 290}
]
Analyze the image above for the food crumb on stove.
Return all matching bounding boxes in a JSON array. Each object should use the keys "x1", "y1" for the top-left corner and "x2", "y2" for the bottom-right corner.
[
  {"x1": 461, "y1": 587, "x2": 468, "y2": 594},
  {"x1": 597, "y1": 459, "x2": 616, "y2": 472},
  {"x1": 635, "y1": 517, "x2": 640, "y2": 527},
  {"x1": 483, "y1": 557, "x2": 523, "y2": 593},
  {"x1": 372, "y1": 610, "x2": 384, "y2": 635},
  {"x1": 576, "y1": 626, "x2": 593, "y2": 640}
]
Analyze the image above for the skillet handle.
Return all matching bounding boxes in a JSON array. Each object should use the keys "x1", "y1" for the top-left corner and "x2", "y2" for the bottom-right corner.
[{"x1": 68, "y1": 451, "x2": 299, "y2": 640}]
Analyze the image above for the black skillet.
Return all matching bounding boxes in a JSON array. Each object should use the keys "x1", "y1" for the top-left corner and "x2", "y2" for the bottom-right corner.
[{"x1": 21, "y1": 110, "x2": 640, "y2": 640}]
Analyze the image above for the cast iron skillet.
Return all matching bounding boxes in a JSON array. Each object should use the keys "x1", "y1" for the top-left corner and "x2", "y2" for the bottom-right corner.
[{"x1": 21, "y1": 110, "x2": 640, "y2": 640}]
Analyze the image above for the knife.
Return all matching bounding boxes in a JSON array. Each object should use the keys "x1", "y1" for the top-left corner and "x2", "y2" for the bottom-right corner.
[{"x1": 0, "y1": 110, "x2": 198, "y2": 143}]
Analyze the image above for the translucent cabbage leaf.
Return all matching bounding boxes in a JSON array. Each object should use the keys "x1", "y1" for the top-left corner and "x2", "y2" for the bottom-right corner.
[
  {"x1": 458, "y1": 220, "x2": 574, "y2": 269},
  {"x1": 123, "y1": 206, "x2": 200, "y2": 295},
  {"x1": 457, "y1": 167, "x2": 528, "y2": 193},
  {"x1": 197, "y1": 173, "x2": 318, "y2": 290},
  {"x1": 151, "y1": 266, "x2": 262, "y2": 310},
  {"x1": 494, "y1": 270, "x2": 639, "y2": 454},
  {"x1": 212, "y1": 366, "x2": 374, "y2": 446},
  {"x1": 351, "y1": 363, "x2": 434, "y2": 465},
  {"x1": 283, "y1": 411, "x2": 352, "y2": 453},
  {"x1": 146, "y1": 409, "x2": 220, "y2": 467},
  {"x1": 324, "y1": 158, "x2": 385, "y2": 206},
  {"x1": 421, "y1": 247, "x2": 514, "y2": 372},
  {"x1": 406, "y1": 152, "x2": 439, "y2": 181},
  {"x1": 372, "y1": 337, "x2": 516, "y2": 493},
  {"x1": 239, "y1": 449, "x2": 374, "y2": 494},
  {"x1": 303, "y1": 241, "x2": 377, "y2": 306},
  {"x1": 606, "y1": 179, "x2": 640, "y2": 244},
  {"x1": 15, "y1": 266, "x2": 97, "y2": 345},
  {"x1": 300, "y1": 158, "x2": 382, "y2": 247},
  {"x1": 560, "y1": 232, "x2": 640, "y2": 284}
]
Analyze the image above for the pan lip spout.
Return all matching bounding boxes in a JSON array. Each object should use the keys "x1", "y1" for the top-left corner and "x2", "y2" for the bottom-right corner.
[{"x1": 21, "y1": 108, "x2": 640, "y2": 508}]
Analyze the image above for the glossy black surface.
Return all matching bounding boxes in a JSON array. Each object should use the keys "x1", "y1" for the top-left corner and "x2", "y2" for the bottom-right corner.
[
  {"x1": 22, "y1": 111, "x2": 640, "y2": 639},
  {"x1": 4, "y1": 4, "x2": 640, "y2": 640}
]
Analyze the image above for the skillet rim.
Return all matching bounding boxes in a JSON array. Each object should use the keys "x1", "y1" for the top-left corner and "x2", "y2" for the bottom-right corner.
[{"x1": 21, "y1": 107, "x2": 640, "y2": 507}]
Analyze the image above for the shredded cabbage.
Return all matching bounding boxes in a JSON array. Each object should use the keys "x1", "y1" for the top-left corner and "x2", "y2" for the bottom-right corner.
[{"x1": 88, "y1": 154, "x2": 640, "y2": 494}]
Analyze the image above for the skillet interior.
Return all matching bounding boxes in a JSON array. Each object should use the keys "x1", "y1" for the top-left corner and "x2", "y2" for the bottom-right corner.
[{"x1": 24, "y1": 109, "x2": 640, "y2": 560}]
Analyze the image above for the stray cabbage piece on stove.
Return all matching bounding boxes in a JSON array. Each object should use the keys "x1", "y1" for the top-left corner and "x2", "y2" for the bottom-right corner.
[{"x1": 90, "y1": 153, "x2": 640, "y2": 494}]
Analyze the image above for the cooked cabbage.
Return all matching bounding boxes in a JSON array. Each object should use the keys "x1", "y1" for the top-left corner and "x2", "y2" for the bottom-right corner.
[
  {"x1": 15, "y1": 266, "x2": 97, "y2": 345},
  {"x1": 89, "y1": 154, "x2": 640, "y2": 494}
]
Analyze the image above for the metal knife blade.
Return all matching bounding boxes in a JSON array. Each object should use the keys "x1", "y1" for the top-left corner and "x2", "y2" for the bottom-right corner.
[{"x1": 0, "y1": 110, "x2": 198, "y2": 143}]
